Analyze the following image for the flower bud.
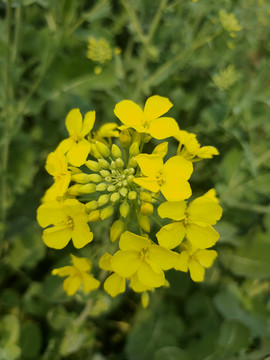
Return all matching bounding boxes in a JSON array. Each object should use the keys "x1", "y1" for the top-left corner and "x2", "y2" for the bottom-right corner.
[
  {"x1": 111, "y1": 144, "x2": 122, "y2": 159},
  {"x1": 119, "y1": 187, "x2": 128, "y2": 197},
  {"x1": 141, "y1": 292, "x2": 149, "y2": 308},
  {"x1": 95, "y1": 141, "x2": 110, "y2": 158},
  {"x1": 110, "y1": 192, "x2": 120, "y2": 203},
  {"x1": 88, "y1": 174, "x2": 103, "y2": 183},
  {"x1": 85, "y1": 200, "x2": 99, "y2": 212},
  {"x1": 100, "y1": 205, "x2": 114, "y2": 220},
  {"x1": 96, "y1": 183, "x2": 108, "y2": 191},
  {"x1": 110, "y1": 161, "x2": 117, "y2": 169},
  {"x1": 107, "y1": 184, "x2": 116, "y2": 192},
  {"x1": 140, "y1": 202, "x2": 154, "y2": 216},
  {"x1": 89, "y1": 210, "x2": 101, "y2": 222},
  {"x1": 98, "y1": 158, "x2": 110, "y2": 169},
  {"x1": 98, "y1": 194, "x2": 110, "y2": 206},
  {"x1": 119, "y1": 202, "x2": 130, "y2": 218},
  {"x1": 85, "y1": 160, "x2": 101, "y2": 172},
  {"x1": 91, "y1": 144, "x2": 103, "y2": 159},
  {"x1": 71, "y1": 173, "x2": 90, "y2": 183},
  {"x1": 129, "y1": 142, "x2": 140, "y2": 157},
  {"x1": 78, "y1": 183, "x2": 96, "y2": 194},
  {"x1": 128, "y1": 191, "x2": 137, "y2": 200},
  {"x1": 140, "y1": 191, "x2": 152, "y2": 202},
  {"x1": 129, "y1": 157, "x2": 137, "y2": 168},
  {"x1": 119, "y1": 129, "x2": 131, "y2": 148},
  {"x1": 116, "y1": 158, "x2": 124, "y2": 168},
  {"x1": 66, "y1": 184, "x2": 81, "y2": 196},
  {"x1": 100, "y1": 170, "x2": 111, "y2": 178},
  {"x1": 137, "y1": 213, "x2": 150, "y2": 232},
  {"x1": 110, "y1": 220, "x2": 124, "y2": 242}
]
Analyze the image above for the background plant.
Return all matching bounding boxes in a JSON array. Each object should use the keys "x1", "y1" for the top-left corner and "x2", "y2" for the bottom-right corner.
[{"x1": 0, "y1": 0, "x2": 270, "y2": 359}]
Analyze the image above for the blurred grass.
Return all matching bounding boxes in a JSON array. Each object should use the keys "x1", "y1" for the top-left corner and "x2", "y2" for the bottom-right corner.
[{"x1": 0, "y1": 0, "x2": 270, "y2": 359}]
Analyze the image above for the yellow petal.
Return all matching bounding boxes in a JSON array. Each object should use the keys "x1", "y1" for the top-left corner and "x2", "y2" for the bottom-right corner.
[
  {"x1": 57, "y1": 138, "x2": 74, "y2": 154},
  {"x1": 63, "y1": 275, "x2": 82, "y2": 295},
  {"x1": 188, "y1": 259, "x2": 205, "y2": 282},
  {"x1": 119, "y1": 231, "x2": 151, "y2": 251},
  {"x1": 99, "y1": 252, "x2": 113, "y2": 271},
  {"x1": 188, "y1": 197, "x2": 222, "y2": 225},
  {"x1": 197, "y1": 146, "x2": 219, "y2": 159},
  {"x1": 158, "y1": 201, "x2": 186, "y2": 220},
  {"x1": 186, "y1": 224, "x2": 219, "y2": 249},
  {"x1": 66, "y1": 139, "x2": 91, "y2": 166},
  {"x1": 81, "y1": 111, "x2": 95, "y2": 137},
  {"x1": 161, "y1": 178, "x2": 192, "y2": 201},
  {"x1": 71, "y1": 224, "x2": 93, "y2": 248},
  {"x1": 43, "y1": 224, "x2": 72, "y2": 249},
  {"x1": 52, "y1": 266, "x2": 75, "y2": 277},
  {"x1": 37, "y1": 201, "x2": 66, "y2": 228},
  {"x1": 114, "y1": 100, "x2": 144, "y2": 127},
  {"x1": 149, "y1": 117, "x2": 179, "y2": 139},
  {"x1": 143, "y1": 95, "x2": 173, "y2": 121},
  {"x1": 104, "y1": 273, "x2": 126, "y2": 297},
  {"x1": 65, "y1": 109, "x2": 82, "y2": 136},
  {"x1": 62, "y1": 199, "x2": 86, "y2": 218},
  {"x1": 82, "y1": 273, "x2": 100, "y2": 293},
  {"x1": 174, "y1": 251, "x2": 189, "y2": 272},
  {"x1": 137, "y1": 261, "x2": 165, "y2": 288},
  {"x1": 195, "y1": 249, "x2": 217, "y2": 268},
  {"x1": 163, "y1": 155, "x2": 193, "y2": 180},
  {"x1": 156, "y1": 222, "x2": 185, "y2": 249},
  {"x1": 71, "y1": 254, "x2": 92, "y2": 272},
  {"x1": 148, "y1": 245, "x2": 177, "y2": 270},
  {"x1": 130, "y1": 273, "x2": 151, "y2": 292},
  {"x1": 45, "y1": 152, "x2": 67, "y2": 176},
  {"x1": 152, "y1": 142, "x2": 168, "y2": 159},
  {"x1": 133, "y1": 177, "x2": 160, "y2": 193},
  {"x1": 136, "y1": 154, "x2": 163, "y2": 177},
  {"x1": 111, "y1": 250, "x2": 141, "y2": 277}
]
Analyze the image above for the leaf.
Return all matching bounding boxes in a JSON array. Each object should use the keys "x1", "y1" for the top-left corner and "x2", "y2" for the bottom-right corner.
[
  {"x1": 0, "y1": 343, "x2": 21, "y2": 360},
  {"x1": 0, "y1": 315, "x2": 20, "y2": 345},
  {"x1": 154, "y1": 347, "x2": 190, "y2": 360},
  {"x1": 19, "y1": 322, "x2": 42, "y2": 358},
  {"x1": 216, "y1": 319, "x2": 250, "y2": 353}
]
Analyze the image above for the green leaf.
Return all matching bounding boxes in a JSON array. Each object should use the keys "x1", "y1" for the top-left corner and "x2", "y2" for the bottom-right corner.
[
  {"x1": 0, "y1": 315, "x2": 20, "y2": 345},
  {"x1": 154, "y1": 347, "x2": 190, "y2": 360},
  {"x1": 19, "y1": 322, "x2": 42, "y2": 358},
  {"x1": 216, "y1": 319, "x2": 250, "y2": 353},
  {"x1": 0, "y1": 343, "x2": 21, "y2": 360}
]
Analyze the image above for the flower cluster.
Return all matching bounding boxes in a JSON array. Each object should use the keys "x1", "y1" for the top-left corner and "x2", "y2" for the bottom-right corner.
[{"x1": 37, "y1": 95, "x2": 222, "y2": 304}]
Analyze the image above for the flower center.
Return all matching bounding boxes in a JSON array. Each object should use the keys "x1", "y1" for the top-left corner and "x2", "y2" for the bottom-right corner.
[
  {"x1": 139, "y1": 247, "x2": 149, "y2": 261},
  {"x1": 156, "y1": 170, "x2": 164, "y2": 186},
  {"x1": 65, "y1": 216, "x2": 74, "y2": 229}
]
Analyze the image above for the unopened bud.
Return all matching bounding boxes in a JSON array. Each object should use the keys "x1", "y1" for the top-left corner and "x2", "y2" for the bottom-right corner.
[
  {"x1": 119, "y1": 187, "x2": 128, "y2": 197},
  {"x1": 119, "y1": 129, "x2": 131, "y2": 148},
  {"x1": 141, "y1": 292, "x2": 149, "y2": 308},
  {"x1": 110, "y1": 161, "x2": 117, "y2": 169},
  {"x1": 91, "y1": 144, "x2": 103, "y2": 159},
  {"x1": 140, "y1": 191, "x2": 152, "y2": 202},
  {"x1": 67, "y1": 184, "x2": 81, "y2": 196},
  {"x1": 129, "y1": 142, "x2": 140, "y2": 157},
  {"x1": 98, "y1": 194, "x2": 110, "y2": 206},
  {"x1": 78, "y1": 183, "x2": 96, "y2": 194},
  {"x1": 110, "y1": 192, "x2": 120, "y2": 203},
  {"x1": 128, "y1": 191, "x2": 137, "y2": 200},
  {"x1": 100, "y1": 205, "x2": 114, "y2": 220},
  {"x1": 88, "y1": 174, "x2": 103, "y2": 183},
  {"x1": 89, "y1": 210, "x2": 101, "y2": 222},
  {"x1": 85, "y1": 200, "x2": 99, "y2": 212},
  {"x1": 143, "y1": 134, "x2": 152, "y2": 143},
  {"x1": 110, "y1": 220, "x2": 124, "y2": 242},
  {"x1": 107, "y1": 184, "x2": 116, "y2": 192},
  {"x1": 98, "y1": 158, "x2": 110, "y2": 169},
  {"x1": 129, "y1": 157, "x2": 137, "y2": 168},
  {"x1": 119, "y1": 202, "x2": 130, "y2": 218},
  {"x1": 71, "y1": 173, "x2": 90, "y2": 183},
  {"x1": 100, "y1": 170, "x2": 111, "y2": 178},
  {"x1": 116, "y1": 158, "x2": 124, "y2": 168},
  {"x1": 95, "y1": 141, "x2": 110, "y2": 158},
  {"x1": 111, "y1": 144, "x2": 122, "y2": 159},
  {"x1": 85, "y1": 160, "x2": 101, "y2": 172},
  {"x1": 140, "y1": 202, "x2": 154, "y2": 216},
  {"x1": 96, "y1": 183, "x2": 108, "y2": 191},
  {"x1": 137, "y1": 213, "x2": 150, "y2": 232}
]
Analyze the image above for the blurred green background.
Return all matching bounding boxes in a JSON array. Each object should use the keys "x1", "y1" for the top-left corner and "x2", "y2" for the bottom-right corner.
[{"x1": 1, "y1": 0, "x2": 270, "y2": 359}]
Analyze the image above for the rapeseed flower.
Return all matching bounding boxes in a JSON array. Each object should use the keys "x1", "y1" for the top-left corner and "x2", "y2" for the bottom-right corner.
[
  {"x1": 114, "y1": 95, "x2": 179, "y2": 139},
  {"x1": 219, "y1": 10, "x2": 242, "y2": 37},
  {"x1": 52, "y1": 254, "x2": 100, "y2": 295},
  {"x1": 37, "y1": 199, "x2": 93, "y2": 249},
  {"x1": 133, "y1": 153, "x2": 193, "y2": 201},
  {"x1": 156, "y1": 191, "x2": 222, "y2": 249}
]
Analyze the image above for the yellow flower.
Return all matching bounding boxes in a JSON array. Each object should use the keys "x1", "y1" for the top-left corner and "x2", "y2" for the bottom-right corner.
[
  {"x1": 87, "y1": 37, "x2": 112, "y2": 64},
  {"x1": 42, "y1": 151, "x2": 71, "y2": 202},
  {"x1": 95, "y1": 123, "x2": 119, "y2": 138},
  {"x1": 133, "y1": 154, "x2": 193, "y2": 201},
  {"x1": 175, "y1": 130, "x2": 219, "y2": 161},
  {"x1": 219, "y1": 10, "x2": 242, "y2": 37},
  {"x1": 174, "y1": 241, "x2": 217, "y2": 282},
  {"x1": 52, "y1": 254, "x2": 100, "y2": 296},
  {"x1": 114, "y1": 95, "x2": 180, "y2": 139},
  {"x1": 57, "y1": 109, "x2": 95, "y2": 166},
  {"x1": 212, "y1": 65, "x2": 239, "y2": 91},
  {"x1": 37, "y1": 199, "x2": 93, "y2": 249},
  {"x1": 110, "y1": 231, "x2": 176, "y2": 289},
  {"x1": 156, "y1": 191, "x2": 222, "y2": 249}
]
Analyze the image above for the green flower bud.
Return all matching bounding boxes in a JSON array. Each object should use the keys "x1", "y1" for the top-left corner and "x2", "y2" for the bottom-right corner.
[
  {"x1": 95, "y1": 141, "x2": 110, "y2": 158},
  {"x1": 100, "y1": 170, "x2": 111, "y2": 178},
  {"x1": 129, "y1": 157, "x2": 137, "y2": 168},
  {"x1": 128, "y1": 191, "x2": 137, "y2": 200},
  {"x1": 71, "y1": 173, "x2": 90, "y2": 183},
  {"x1": 78, "y1": 183, "x2": 96, "y2": 194},
  {"x1": 110, "y1": 161, "x2": 117, "y2": 169},
  {"x1": 98, "y1": 158, "x2": 110, "y2": 169},
  {"x1": 119, "y1": 202, "x2": 130, "y2": 218},
  {"x1": 137, "y1": 212, "x2": 150, "y2": 232},
  {"x1": 129, "y1": 142, "x2": 139, "y2": 157},
  {"x1": 100, "y1": 205, "x2": 114, "y2": 220},
  {"x1": 140, "y1": 191, "x2": 152, "y2": 202},
  {"x1": 88, "y1": 174, "x2": 103, "y2": 183},
  {"x1": 119, "y1": 187, "x2": 128, "y2": 197},
  {"x1": 116, "y1": 158, "x2": 124, "y2": 168},
  {"x1": 110, "y1": 220, "x2": 124, "y2": 243},
  {"x1": 98, "y1": 194, "x2": 110, "y2": 206},
  {"x1": 107, "y1": 184, "x2": 116, "y2": 192},
  {"x1": 85, "y1": 200, "x2": 99, "y2": 212},
  {"x1": 140, "y1": 202, "x2": 154, "y2": 216},
  {"x1": 110, "y1": 192, "x2": 120, "y2": 203},
  {"x1": 85, "y1": 160, "x2": 101, "y2": 172},
  {"x1": 96, "y1": 183, "x2": 108, "y2": 191},
  {"x1": 89, "y1": 210, "x2": 101, "y2": 222},
  {"x1": 66, "y1": 184, "x2": 81, "y2": 196},
  {"x1": 111, "y1": 144, "x2": 122, "y2": 159}
]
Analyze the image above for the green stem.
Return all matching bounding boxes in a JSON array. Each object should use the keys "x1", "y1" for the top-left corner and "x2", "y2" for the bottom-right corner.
[
  {"x1": 121, "y1": 0, "x2": 146, "y2": 44},
  {"x1": 12, "y1": 0, "x2": 22, "y2": 64},
  {"x1": 150, "y1": 215, "x2": 163, "y2": 228}
]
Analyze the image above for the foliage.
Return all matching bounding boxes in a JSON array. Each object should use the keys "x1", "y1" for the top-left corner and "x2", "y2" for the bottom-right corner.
[{"x1": 1, "y1": 0, "x2": 270, "y2": 359}]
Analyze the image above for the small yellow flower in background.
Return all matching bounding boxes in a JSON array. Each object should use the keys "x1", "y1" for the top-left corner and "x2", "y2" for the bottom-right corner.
[
  {"x1": 219, "y1": 10, "x2": 242, "y2": 37},
  {"x1": 175, "y1": 130, "x2": 219, "y2": 161},
  {"x1": 87, "y1": 37, "x2": 112, "y2": 64},
  {"x1": 133, "y1": 153, "x2": 193, "y2": 201},
  {"x1": 37, "y1": 199, "x2": 93, "y2": 249},
  {"x1": 156, "y1": 191, "x2": 222, "y2": 249},
  {"x1": 95, "y1": 123, "x2": 119, "y2": 139},
  {"x1": 114, "y1": 95, "x2": 179, "y2": 140},
  {"x1": 94, "y1": 65, "x2": 102, "y2": 75},
  {"x1": 174, "y1": 241, "x2": 218, "y2": 282},
  {"x1": 212, "y1": 65, "x2": 239, "y2": 91},
  {"x1": 57, "y1": 109, "x2": 95, "y2": 166},
  {"x1": 52, "y1": 254, "x2": 100, "y2": 296}
]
